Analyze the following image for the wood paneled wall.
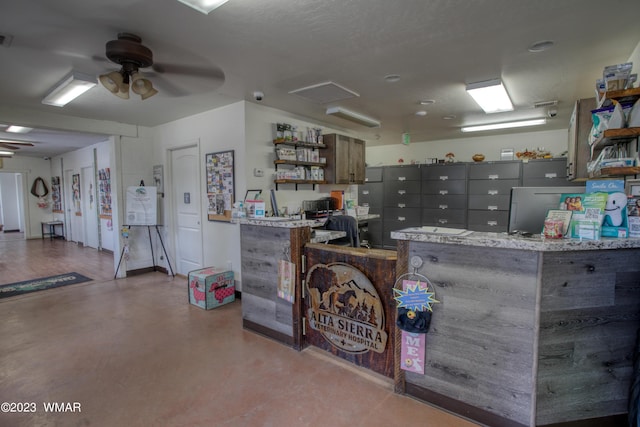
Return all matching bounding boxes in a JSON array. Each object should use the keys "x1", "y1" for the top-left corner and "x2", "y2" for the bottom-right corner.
[
  {"x1": 240, "y1": 224, "x2": 309, "y2": 349},
  {"x1": 536, "y1": 249, "x2": 640, "y2": 425},
  {"x1": 403, "y1": 242, "x2": 539, "y2": 426}
]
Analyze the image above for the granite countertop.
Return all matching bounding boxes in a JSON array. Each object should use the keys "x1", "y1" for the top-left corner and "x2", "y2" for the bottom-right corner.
[
  {"x1": 391, "y1": 227, "x2": 640, "y2": 251},
  {"x1": 236, "y1": 213, "x2": 379, "y2": 229},
  {"x1": 235, "y1": 218, "x2": 323, "y2": 228}
]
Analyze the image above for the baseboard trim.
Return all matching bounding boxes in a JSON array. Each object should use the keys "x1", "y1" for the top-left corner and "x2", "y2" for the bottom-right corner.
[
  {"x1": 404, "y1": 383, "x2": 627, "y2": 427},
  {"x1": 404, "y1": 383, "x2": 527, "y2": 427},
  {"x1": 539, "y1": 414, "x2": 627, "y2": 427},
  {"x1": 126, "y1": 266, "x2": 168, "y2": 276},
  {"x1": 242, "y1": 319, "x2": 294, "y2": 348}
]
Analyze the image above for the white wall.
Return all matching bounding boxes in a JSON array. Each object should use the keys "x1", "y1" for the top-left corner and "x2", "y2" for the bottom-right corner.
[
  {"x1": 96, "y1": 140, "x2": 115, "y2": 252},
  {"x1": 244, "y1": 102, "x2": 360, "y2": 215},
  {"x1": 0, "y1": 156, "x2": 54, "y2": 238},
  {"x1": 152, "y1": 102, "x2": 246, "y2": 287},
  {"x1": 366, "y1": 129, "x2": 568, "y2": 166},
  {"x1": 0, "y1": 173, "x2": 21, "y2": 231}
]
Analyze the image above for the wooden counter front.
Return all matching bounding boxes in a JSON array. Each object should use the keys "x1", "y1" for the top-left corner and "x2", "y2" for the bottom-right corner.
[
  {"x1": 392, "y1": 231, "x2": 640, "y2": 426},
  {"x1": 303, "y1": 243, "x2": 397, "y2": 378}
]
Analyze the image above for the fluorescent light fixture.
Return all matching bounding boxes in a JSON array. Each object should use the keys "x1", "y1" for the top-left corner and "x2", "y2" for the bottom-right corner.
[
  {"x1": 42, "y1": 71, "x2": 97, "y2": 107},
  {"x1": 176, "y1": 0, "x2": 229, "y2": 14},
  {"x1": 466, "y1": 79, "x2": 514, "y2": 113},
  {"x1": 326, "y1": 106, "x2": 381, "y2": 128},
  {"x1": 0, "y1": 150, "x2": 15, "y2": 156},
  {"x1": 461, "y1": 118, "x2": 546, "y2": 133},
  {"x1": 6, "y1": 125, "x2": 33, "y2": 133}
]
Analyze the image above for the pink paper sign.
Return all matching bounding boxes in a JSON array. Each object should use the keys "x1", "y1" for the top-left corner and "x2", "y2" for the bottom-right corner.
[{"x1": 400, "y1": 279, "x2": 427, "y2": 373}]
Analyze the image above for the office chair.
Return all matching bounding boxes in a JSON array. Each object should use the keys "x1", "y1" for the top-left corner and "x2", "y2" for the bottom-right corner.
[{"x1": 324, "y1": 215, "x2": 360, "y2": 247}]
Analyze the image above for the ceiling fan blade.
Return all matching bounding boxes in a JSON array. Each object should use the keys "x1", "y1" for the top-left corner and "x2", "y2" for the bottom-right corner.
[
  {"x1": 0, "y1": 140, "x2": 34, "y2": 146},
  {"x1": 151, "y1": 63, "x2": 225, "y2": 84},
  {"x1": 0, "y1": 143, "x2": 21, "y2": 150}
]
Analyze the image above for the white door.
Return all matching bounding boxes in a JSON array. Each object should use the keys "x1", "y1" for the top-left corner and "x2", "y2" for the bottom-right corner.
[
  {"x1": 171, "y1": 146, "x2": 203, "y2": 275},
  {"x1": 82, "y1": 166, "x2": 99, "y2": 248}
]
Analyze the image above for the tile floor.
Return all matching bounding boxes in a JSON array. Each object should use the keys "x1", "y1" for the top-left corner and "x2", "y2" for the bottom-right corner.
[{"x1": 0, "y1": 269, "x2": 480, "y2": 427}]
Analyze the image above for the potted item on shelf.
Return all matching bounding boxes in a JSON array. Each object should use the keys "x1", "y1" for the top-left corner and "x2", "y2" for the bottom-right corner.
[{"x1": 472, "y1": 154, "x2": 485, "y2": 162}]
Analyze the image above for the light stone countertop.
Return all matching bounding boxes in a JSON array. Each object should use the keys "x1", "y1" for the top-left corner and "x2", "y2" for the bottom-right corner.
[
  {"x1": 235, "y1": 218, "x2": 323, "y2": 228},
  {"x1": 391, "y1": 227, "x2": 640, "y2": 251},
  {"x1": 236, "y1": 213, "x2": 379, "y2": 229}
]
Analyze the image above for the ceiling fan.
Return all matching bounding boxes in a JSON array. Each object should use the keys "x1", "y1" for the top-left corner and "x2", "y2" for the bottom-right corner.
[
  {"x1": 99, "y1": 33, "x2": 158, "y2": 100},
  {"x1": 98, "y1": 32, "x2": 226, "y2": 100},
  {"x1": 0, "y1": 140, "x2": 33, "y2": 157}
]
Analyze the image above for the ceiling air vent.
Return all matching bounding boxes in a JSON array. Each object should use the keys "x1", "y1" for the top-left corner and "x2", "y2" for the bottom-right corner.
[
  {"x1": 289, "y1": 81, "x2": 359, "y2": 104},
  {"x1": 533, "y1": 100, "x2": 558, "y2": 108}
]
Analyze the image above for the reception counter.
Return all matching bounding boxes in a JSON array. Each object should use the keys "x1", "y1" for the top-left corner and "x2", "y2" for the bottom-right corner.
[
  {"x1": 239, "y1": 217, "x2": 396, "y2": 377},
  {"x1": 391, "y1": 228, "x2": 640, "y2": 427}
]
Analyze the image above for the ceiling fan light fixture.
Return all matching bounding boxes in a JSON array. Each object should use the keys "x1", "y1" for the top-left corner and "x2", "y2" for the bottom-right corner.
[
  {"x1": 116, "y1": 81, "x2": 130, "y2": 100},
  {"x1": 99, "y1": 71, "x2": 124, "y2": 94},
  {"x1": 131, "y1": 72, "x2": 158, "y2": 100},
  {"x1": 42, "y1": 71, "x2": 97, "y2": 107},
  {"x1": 466, "y1": 79, "x2": 513, "y2": 113},
  {"x1": 177, "y1": 0, "x2": 229, "y2": 14}
]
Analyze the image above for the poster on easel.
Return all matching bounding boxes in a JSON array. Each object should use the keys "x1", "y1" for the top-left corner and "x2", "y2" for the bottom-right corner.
[
  {"x1": 125, "y1": 186, "x2": 157, "y2": 225},
  {"x1": 206, "y1": 150, "x2": 234, "y2": 222}
]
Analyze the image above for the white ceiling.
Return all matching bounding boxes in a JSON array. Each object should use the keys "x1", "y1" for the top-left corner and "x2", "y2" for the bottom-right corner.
[{"x1": 1, "y1": 0, "x2": 640, "y2": 158}]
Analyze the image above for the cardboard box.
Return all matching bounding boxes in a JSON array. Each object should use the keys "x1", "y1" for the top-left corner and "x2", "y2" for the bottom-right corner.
[{"x1": 188, "y1": 267, "x2": 235, "y2": 310}]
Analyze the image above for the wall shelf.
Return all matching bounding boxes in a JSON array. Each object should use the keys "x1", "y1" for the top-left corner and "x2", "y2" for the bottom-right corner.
[
  {"x1": 591, "y1": 166, "x2": 640, "y2": 178},
  {"x1": 590, "y1": 127, "x2": 640, "y2": 151},
  {"x1": 274, "y1": 160, "x2": 326, "y2": 167},
  {"x1": 273, "y1": 140, "x2": 326, "y2": 149},
  {"x1": 274, "y1": 179, "x2": 327, "y2": 190}
]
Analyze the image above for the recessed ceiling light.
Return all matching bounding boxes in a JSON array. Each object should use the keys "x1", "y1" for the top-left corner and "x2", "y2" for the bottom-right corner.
[
  {"x1": 419, "y1": 99, "x2": 435, "y2": 105},
  {"x1": 384, "y1": 74, "x2": 401, "y2": 83},
  {"x1": 466, "y1": 79, "x2": 513, "y2": 113},
  {"x1": 442, "y1": 115, "x2": 456, "y2": 120},
  {"x1": 6, "y1": 125, "x2": 33, "y2": 133},
  {"x1": 415, "y1": 110, "x2": 427, "y2": 116},
  {"x1": 528, "y1": 40, "x2": 554, "y2": 53}
]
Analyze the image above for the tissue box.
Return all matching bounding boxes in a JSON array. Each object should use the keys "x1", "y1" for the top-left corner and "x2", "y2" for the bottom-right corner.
[{"x1": 188, "y1": 267, "x2": 235, "y2": 310}]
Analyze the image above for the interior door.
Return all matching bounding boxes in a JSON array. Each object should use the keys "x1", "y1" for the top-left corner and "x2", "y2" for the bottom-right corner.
[
  {"x1": 81, "y1": 166, "x2": 99, "y2": 248},
  {"x1": 171, "y1": 145, "x2": 203, "y2": 275}
]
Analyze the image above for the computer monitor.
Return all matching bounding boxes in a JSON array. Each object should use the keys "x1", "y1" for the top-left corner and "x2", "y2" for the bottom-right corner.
[{"x1": 508, "y1": 186, "x2": 585, "y2": 234}]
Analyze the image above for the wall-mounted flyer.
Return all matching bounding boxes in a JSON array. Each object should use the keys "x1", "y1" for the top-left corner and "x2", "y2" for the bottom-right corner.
[{"x1": 125, "y1": 186, "x2": 157, "y2": 225}]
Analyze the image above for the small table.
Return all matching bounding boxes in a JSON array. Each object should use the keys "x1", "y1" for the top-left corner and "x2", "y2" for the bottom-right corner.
[{"x1": 41, "y1": 221, "x2": 64, "y2": 240}]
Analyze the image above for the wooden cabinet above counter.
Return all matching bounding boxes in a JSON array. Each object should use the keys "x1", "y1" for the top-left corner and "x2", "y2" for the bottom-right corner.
[{"x1": 323, "y1": 133, "x2": 366, "y2": 184}]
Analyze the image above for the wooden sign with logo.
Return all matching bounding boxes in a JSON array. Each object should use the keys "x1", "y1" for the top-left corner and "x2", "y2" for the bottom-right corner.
[{"x1": 304, "y1": 244, "x2": 397, "y2": 378}]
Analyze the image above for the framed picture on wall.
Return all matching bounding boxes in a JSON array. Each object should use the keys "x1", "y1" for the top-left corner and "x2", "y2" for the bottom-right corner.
[
  {"x1": 72, "y1": 173, "x2": 81, "y2": 216},
  {"x1": 205, "y1": 150, "x2": 235, "y2": 222}
]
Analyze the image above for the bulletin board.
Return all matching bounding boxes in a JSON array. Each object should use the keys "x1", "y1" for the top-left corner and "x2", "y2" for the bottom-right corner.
[
  {"x1": 51, "y1": 176, "x2": 63, "y2": 213},
  {"x1": 206, "y1": 150, "x2": 235, "y2": 222},
  {"x1": 72, "y1": 173, "x2": 81, "y2": 216}
]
